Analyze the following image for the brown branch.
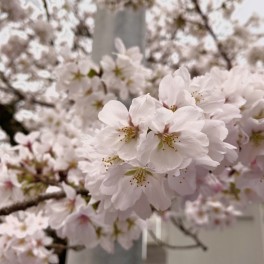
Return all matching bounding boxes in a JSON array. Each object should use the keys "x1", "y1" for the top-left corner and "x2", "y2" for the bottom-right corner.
[
  {"x1": 191, "y1": 0, "x2": 232, "y2": 70},
  {"x1": 48, "y1": 243, "x2": 85, "y2": 251},
  {"x1": 0, "y1": 72, "x2": 24, "y2": 100},
  {"x1": 0, "y1": 191, "x2": 65, "y2": 216},
  {"x1": 149, "y1": 230, "x2": 206, "y2": 250},
  {"x1": 0, "y1": 189, "x2": 90, "y2": 216},
  {"x1": 170, "y1": 217, "x2": 207, "y2": 251}
]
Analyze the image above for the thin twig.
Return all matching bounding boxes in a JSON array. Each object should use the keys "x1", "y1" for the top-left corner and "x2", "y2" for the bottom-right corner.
[
  {"x1": 29, "y1": 98, "x2": 54, "y2": 108},
  {"x1": 0, "y1": 72, "x2": 54, "y2": 108},
  {"x1": 191, "y1": 0, "x2": 232, "y2": 70},
  {"x1": 149, "y1": 230, "x2": 205, "y2": 250},
  {"x1": 170, "y1": 217, "x2": 207, "y2": 251},
  {"x1": 42, "y1": 0, "x2": 50, "y2": 21},
  {"x1": 0, "y1": 189, "x2": 90, "y2": 216}
]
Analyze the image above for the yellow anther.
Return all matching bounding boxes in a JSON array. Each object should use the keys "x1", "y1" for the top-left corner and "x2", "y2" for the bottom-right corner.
[
  {"x1": 126, "y1": 167, "x2": 152, "y2": 188},
  {"x1": 117, "y1": 126, "x2": 139, "y2": 143},
  {"x1": 157, "y1": 132, "x2": 180, "y2": 151}
]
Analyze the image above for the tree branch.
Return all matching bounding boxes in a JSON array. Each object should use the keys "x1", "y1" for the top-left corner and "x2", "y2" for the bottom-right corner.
[
  {"x1": 48, "y1": 243, "x2": 85, "y2": 252},
  {"x1": 170, "y1": 217, "x2": 207, "y2": 251},
  {"x1": 191, "y1": 0, "x2": 232, "y2": 70},
  {"x1": 0, "y1": 189, "x2": 90, "y2": 216},
  {"x1": 148, "y1": 230, "x2": 206, "y2": 251},
  {"x1": 42, "y1": 0, "x2": 51, "y2": 21},
  {"x1": 0, "y1": 71, "x2": 54, "y2": 108},
  {"x1": 0, "y1": 103, "x2": 28, "y2": 145}
]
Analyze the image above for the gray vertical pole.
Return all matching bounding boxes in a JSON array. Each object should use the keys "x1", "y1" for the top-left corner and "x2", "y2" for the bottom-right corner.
[
  {"x1": 92, "y1": 7, "x2": 146, "y2": 63},
  {"x1": 67, "y1": 6, "x2": 145, "y2": 264}
]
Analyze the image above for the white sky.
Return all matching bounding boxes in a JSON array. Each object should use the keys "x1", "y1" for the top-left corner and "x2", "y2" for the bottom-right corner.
[
  {"x1": 25, "y1": 0, "x2": 264, "y2": 22},
  {"x1": 233, "y1": 0, "x2": 264, "y2": 23}
]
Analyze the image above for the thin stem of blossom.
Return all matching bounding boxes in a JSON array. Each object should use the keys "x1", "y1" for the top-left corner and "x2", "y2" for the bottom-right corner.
[
  {"x1": 0, "y1": 189, "x2": 90, "y2": 216},
  {"x1": 148, "y1": 230, "x2": 206, "y2": 250},
  {"x1": 191, "y1": 0, "x2": 232, "y2": 70},
  {"x1": 170, "y1": 217, "x2": 207, "y2": 251}
]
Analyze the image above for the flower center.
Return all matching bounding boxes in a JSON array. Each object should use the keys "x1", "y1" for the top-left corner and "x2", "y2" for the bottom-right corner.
[
  {"x1": 102, "y1": 155, "x2": 123, "y2": 171},
  {"x1": 254, "y1": 109, "x2": 264, "y2": 120},
  {"x1": 157, "y1": 132, "x2": 180, "y2": 151},
  {"x1": 78, "y1": 214, "x2": 90, "y2": 225},
  {"x1": 162, "y1": 102, "x2": 177, "y2": 112},
  {"x1": 191, "y1": 91, "x2": 204, "y2": 104},
  {"x1": 250, "y1": 131, "x2": 264, "y2": 147},
  {"x1": 125, "y1": 167, "x2": 152, "y2": 187},
  {"x1": 117, "y1": 126, "x2": 139, "y2": 143},
  {"x1": 114, "y1": 66, "x2": 123, "y2": 77},
  {"x1": 92, "y1": 100, "x2": 104, "y2": 110},
  {"x1": 72, "y1": 70, "x2": 85, "y2": 81}
]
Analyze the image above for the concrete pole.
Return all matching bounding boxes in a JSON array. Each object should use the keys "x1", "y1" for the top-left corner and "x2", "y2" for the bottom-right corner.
[{"x1": 67, "y1": 6, "x2": 146, "y2": 264}]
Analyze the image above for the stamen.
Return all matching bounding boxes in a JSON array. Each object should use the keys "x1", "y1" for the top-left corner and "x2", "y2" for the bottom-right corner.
[
  {"x1": 126, "y1": 168, "x2": 152, "y2": 188},
  {"x1": 157, "y1": 132, "x2": 181, "y2": 151},
  {"x1": 102, "y1": 155, "x2": 123, "y2": 171},
  {"x1": 162, "y1": 102, "x2": 177, "y2": 112},
  {"x1": 117, "y1": 126, "x2": 139, "y2": 143},
  {"x1": 191, "y1": 91, "x2": 204, "y2": 104},
  {"x1": 72, "y1": 70, "x2": 85, "y2": 81}
]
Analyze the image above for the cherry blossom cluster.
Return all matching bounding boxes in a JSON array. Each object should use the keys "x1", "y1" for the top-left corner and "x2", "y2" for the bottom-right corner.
[
  {"x1": 1, "y1": 0, "x2": 264, "y2": 260},
  {"x1": 56, "y1": 38, "x2": 151, "y2": 127},
  {"x1": 46, "y1": 182, "x2": 144, "y2": 253},
  {"x1": 0, "y1": 0, "x2": 29, "y2": 21},
  {"x1": 0, "y1": 212, "x2": 58, "y2": 264},
  {"x1": 146, "y1": 0, "x2": 264, "y2": 73},
  {"x1": 78, "y1": 65, "x2": 264, "y2": 227},
  {"x1": 78, "y1": 66, "x2": 234, "y2": 219},
  {"x1": 197, "y1": 67, "x2": 264, "y2": 205},
  {"x1": 185, "y1": 195, "x2": 241, "y2": 229},
  {"x1": 1, "y1": 60, "x2": 264, "y2": 260},
  {"x1": 0, "y1": 128, "x2": 145, "y2": 260},
  {"x1": 0, "y1": 130, "x2": 83, "y2": 207}
]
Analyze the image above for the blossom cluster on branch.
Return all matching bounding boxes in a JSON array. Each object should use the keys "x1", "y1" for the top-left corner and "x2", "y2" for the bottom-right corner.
[{"x1": 1, "y1": 41, "x2": 264, "y2": 261}]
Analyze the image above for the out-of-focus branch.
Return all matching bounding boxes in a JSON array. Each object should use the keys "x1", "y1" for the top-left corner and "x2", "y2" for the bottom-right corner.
[
  {"x1": 191, "y1": 0, "x2": 232, "y2": 70},
  {"x1": 0, "y1": 72, "x2": 54, "y2": 143},
  {"x1": 48, "y1": 243, "x2": 85, "y2": 252},
  {"x1": 170, "y1": 217, "x2": 207, "y2": 251},
  {"x1": 149, "y1": 230, "x2": 205, "y2": 250},
  {"x1": 0, "y1": 72, "x2": 24, "y2": 101},
  {"x1": 0, "y1": 189, "x2": 90, "y2": 216},
  {"x1": 0, "y1": 72, "x2": 54, "y2": 108}
]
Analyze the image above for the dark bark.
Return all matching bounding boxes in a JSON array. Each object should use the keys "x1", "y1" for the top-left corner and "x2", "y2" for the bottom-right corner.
[{"x1": 0, "y1": 103, "x2": 28, "y2": 145}]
